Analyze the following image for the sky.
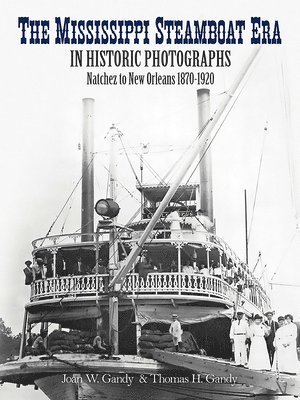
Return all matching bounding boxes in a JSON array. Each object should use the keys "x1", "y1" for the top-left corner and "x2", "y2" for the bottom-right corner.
[{"x1": 0, "y1": 0, "x2": 300, "y2": 398}]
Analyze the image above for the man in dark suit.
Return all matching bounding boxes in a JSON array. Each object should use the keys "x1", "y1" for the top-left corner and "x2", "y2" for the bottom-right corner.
[
  {"x1": 71, "y1": 256, "x2": 88, "y2": 275},
  {"x1": 23, "y1": 260, "x2": 33, "y2": 285},
  {"x1": 264, "y1": 311, "x2": 279, "y2": 366}
]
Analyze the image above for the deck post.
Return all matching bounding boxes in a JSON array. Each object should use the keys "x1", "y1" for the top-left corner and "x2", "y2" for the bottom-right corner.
[
  {"x1": 95, "y1": 222, "x2": 100, "y2": 274},
  {"x1": 177, "y1": 244, "x2": 181, "y2": 273},
  {"x1": 205, "y1": 246, "x2": 211, "y2": 270},
  {"x1": 218, "y1": 249, "x2": 223, "y2": 279},
  {"x1": 131, "y1": 299, "x2": 141, "y2": 355},
  {"x1": 51, "y1": 248, "x2": 57, "y2": 278},
  {"x1": 109, "y1": 296, "x2": 119, "y2": 355},
  {"x1": 19, "y1": 310, "x2": 28, "y2": 359}
]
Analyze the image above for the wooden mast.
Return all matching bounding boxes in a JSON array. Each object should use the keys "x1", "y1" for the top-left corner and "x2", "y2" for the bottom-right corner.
[
  {"x1": 107, "y1": 125, "x2": 120, "y2": 354},
  {"x1": 81, "y1": 98, "x2": 95, "y2": 242}
]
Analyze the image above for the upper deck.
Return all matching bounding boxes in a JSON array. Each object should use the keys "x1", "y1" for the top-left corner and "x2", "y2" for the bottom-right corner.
[
  {"x1": 136, "y1": 183, "x2": 199, "y2": 219},
  {"x1": 29, "y1": 226, "x2": 270, "y2": 317}
]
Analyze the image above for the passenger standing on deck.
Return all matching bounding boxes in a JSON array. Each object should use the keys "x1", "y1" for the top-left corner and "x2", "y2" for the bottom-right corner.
[
  {"x1": 71, "y1": 256, "x2": 87, "y2": 275},
  {"x1": 182, "y1": 261, "x2": 193, "y2": 274},
  {"x1": 170, "y1": 260, "x2": 177, "y2": 273},
  {"x1": 229, "y1": 310, "x2": 249, "y2": 366},
  {"x1": 243, "y1": 285, "x2": 251, "y2": 300},
  {"x1": 213, "y1": 262, "x2": 222, "y2": 279},
  {"x1": 169, "y1": 314, "x2": 183, "y2": 352},
  {"x1": 248, "y1": 314, "x2": 271, "y2": 371},
  {"x1": 92, "y1": 259, "x2": 107, "y2": 274},
  {"x1": 23, "y1": 260, "x2": 33, "y2": 285},
  {"x1": 92, "y1": 259, "x2": 108, "y2": 291},
  {"x1": 275, "y1": 314, "x2": 299, "y2": 374},
  {"x1": 32, "y1": 258, "x2": 46, "y2": 281},
  {"x1": 199, "y1": 264, "x2": 209, "y2": 275},
  {"x1": 264, "y1": 311, "x2": 279, "y2": 366},
  {"x1": 272, "y1": 316, "x2": 285, "y2": 372},
  {"x1": 166, "y1": 211, "x2": 183, "y2": 240}
]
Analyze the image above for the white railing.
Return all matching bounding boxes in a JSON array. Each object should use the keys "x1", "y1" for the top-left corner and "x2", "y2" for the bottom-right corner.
[
  {"x1": 30, "y1": 273, "x2": 269, "y2": 313},
  {"x1": 31, "y1": 274, "x2": 109, "y2": 298},
  {"x1": 32, "y1": 233, "x2": 109, "y2": 249},
  {"x1": 122, "y1": 273, "x2": 269, "y2": 312}
]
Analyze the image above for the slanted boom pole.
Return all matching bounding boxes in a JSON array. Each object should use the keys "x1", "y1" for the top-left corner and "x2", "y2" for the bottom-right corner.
[
  {"x1": 110, "y1": 46, "x2": 261, "y2": 289},
  {"x1": 198, "y1": 88, "x2": 213, "y2": 225}
]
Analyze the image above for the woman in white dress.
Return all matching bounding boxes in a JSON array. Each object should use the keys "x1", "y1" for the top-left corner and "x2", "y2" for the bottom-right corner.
[
  {"x1": 272, "y1": 316, "x2": 285, "y2": 372},
  {"x1": 248, "y1": 314, "x2": 271, "y2": 370},
  {"x1": 166, "y1": 211, "x2": 183, "y2": 240},
  {"x1": 274, "y1": 314, "x2": 299, "y2": 374}
]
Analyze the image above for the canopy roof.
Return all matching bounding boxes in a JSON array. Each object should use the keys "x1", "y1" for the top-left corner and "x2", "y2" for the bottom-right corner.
[{"x1": 137, "y1": 183, "x2": 199, "y2": 203}]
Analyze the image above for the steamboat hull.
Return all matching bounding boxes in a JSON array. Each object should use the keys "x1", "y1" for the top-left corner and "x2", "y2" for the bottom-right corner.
[{"x1": 0, "y1": 354, "x2": 299, "y2": 399}]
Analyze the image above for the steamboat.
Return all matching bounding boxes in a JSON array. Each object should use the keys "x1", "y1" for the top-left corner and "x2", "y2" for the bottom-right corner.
[{"x1": 0, "y1": 47, "x2": 299, "y2": 400}]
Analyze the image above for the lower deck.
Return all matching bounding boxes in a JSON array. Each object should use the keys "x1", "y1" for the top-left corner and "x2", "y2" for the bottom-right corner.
[{"x1": 26, "y1": 300, "x2": 234, "y2": 359}]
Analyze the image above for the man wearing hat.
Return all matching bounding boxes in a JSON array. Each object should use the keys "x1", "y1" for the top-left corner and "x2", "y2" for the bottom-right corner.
[
  {"x1": 23, "y1": 260, "x2": 33, "y2": 285},
  {"x1": 169, "y1": 314, "x2": 183, "y2": 352},
  {"x1": 264, "y1": 311, "x2": 279, "y2": 366},
  {"x1": 229, "y1": 310, "x2": 250, "y2": 366}
]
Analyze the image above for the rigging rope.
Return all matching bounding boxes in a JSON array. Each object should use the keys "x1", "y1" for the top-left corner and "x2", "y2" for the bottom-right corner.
[
  {"x1": 99, "y1": 161, "x2": 142, "y2": 204},
  {"x1": 60, "y1": 192, "x2": 76, "y2": 234},
  {"x1": 270, "y1": 232, "x2": 296, "y2": 282},
  {"x1": 115, "y1": 132, "x2": 166, "y2": 185},
  {"x1": 138, "y1": 151, "x2": 166, "y2": 184},
  {"x1": 252, "y1": 252, "x2": 261, "y2": 274},
  {"x1": 144, "y1": 91, "x2": 227, "y2": 186},
  {"x1": 105, "y1": 165, "x2": 110, "y2": 199},
  {"x1": 162, "y1": 117, "x2": 212, "y2": 185},
  {"x1": 41, "y1": 154, "x2": 96, "y2": 245},
  {"x1": 118, "y1": 134, "x2": 142, "y2": 186},
  {"x1": 280, "y1": 60, "x2": 296, "y2": 223},
  {"x1": 184, "y1": 83, "x2": 249, "y2": 188},
  {"x1": 248, "y1": 123, "x2": 269, "y2": 243}
]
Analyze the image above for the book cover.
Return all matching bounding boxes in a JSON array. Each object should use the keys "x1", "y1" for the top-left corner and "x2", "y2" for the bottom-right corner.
[{"x1": 0, "y1": 1, "x2": 299, "y2": 399}]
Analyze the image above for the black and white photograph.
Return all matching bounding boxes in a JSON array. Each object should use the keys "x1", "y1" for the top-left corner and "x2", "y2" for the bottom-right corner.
[{"x1": 0, "y1": 1, "x2": 300, "y2": 399}]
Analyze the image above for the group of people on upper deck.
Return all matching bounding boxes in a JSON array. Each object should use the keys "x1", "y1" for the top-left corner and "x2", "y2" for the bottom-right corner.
[
  {"x1": 23, "y1": 252, "x2": 264, "y2": 302},
  {"x1": 23, "y1": 256, "x2": 105, "y2": 284},
  {"x1": 230, "y1": 310, "x2": 299, "y2": 374}
]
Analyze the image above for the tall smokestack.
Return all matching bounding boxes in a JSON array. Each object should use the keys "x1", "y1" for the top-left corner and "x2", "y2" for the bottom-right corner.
[
  {"x1": 81, "y1": 98, "x2": 94, "y2": 241},
  {"x1": 197, "y1": 89, "x2": 213, "y2": 225}
]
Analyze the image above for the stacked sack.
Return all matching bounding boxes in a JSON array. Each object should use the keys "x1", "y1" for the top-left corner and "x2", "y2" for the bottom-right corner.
[
  {"x1": 48, "y1": 330, "x2": 94, "y2": 354},
  {"x1": 139, "y1": 330, "x2": 201, "y2": 359},
  {"x1": 154, "y1": 333, "x2": 176, "y2": 352},
  {"x1": 138, "y1": 331, "x2": 163, "y2": 358},
  {"x1": 71, "y1": 330, "x2": 94, "y2": 354}
]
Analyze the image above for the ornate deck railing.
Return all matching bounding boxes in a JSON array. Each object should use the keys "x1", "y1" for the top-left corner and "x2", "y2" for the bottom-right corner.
[{"x1": 30, "y1": 273, "x2": 269, "y2": 314}]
